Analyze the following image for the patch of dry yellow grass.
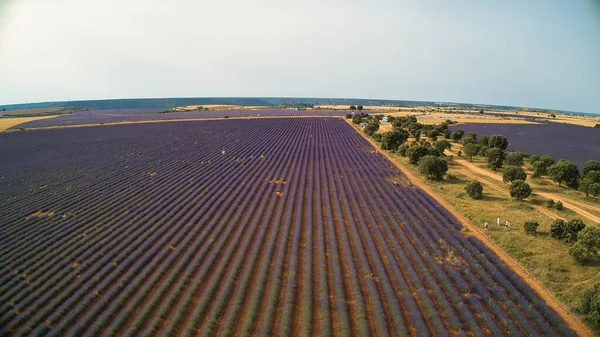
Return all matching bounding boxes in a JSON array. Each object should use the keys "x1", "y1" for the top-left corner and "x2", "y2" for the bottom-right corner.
[{"x1": 0, "y1": 116, "x2": 57, "y2": 131}]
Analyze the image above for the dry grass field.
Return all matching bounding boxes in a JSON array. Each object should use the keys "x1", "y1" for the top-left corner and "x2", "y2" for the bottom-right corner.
[{"x1": 0, "y1": 116, "x2": 57, "y2": 131}]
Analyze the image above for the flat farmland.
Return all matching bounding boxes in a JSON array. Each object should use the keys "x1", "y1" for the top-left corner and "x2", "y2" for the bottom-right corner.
[{"x1": 0, "y1": 118, "x2": 575, "y2": 336}]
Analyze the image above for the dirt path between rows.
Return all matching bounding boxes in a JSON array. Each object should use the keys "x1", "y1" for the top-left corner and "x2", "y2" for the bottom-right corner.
[
  {"x1": 344, "y1": 119, "x2": 593, "y2": 337},
  {"x1": 451, "y1": 153, "x2": 600, "y2": 225}
]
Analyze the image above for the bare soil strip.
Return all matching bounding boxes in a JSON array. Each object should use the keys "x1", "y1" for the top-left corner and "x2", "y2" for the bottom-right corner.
[{"x1": 344, "y1": 118, "x2": 593, "y2": 337}]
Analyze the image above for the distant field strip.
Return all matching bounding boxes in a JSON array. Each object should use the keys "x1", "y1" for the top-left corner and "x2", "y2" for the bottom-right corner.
[
  {"x1": 0, "y1": 118, "x2": 575, "y2": 336},
  {"x1": 9, "y1": 109, "x2": 348, "y2": 129}
]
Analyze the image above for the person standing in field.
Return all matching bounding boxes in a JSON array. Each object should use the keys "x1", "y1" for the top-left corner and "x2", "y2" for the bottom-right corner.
[
  {"x1": 506, "y1": 220, "x2": 511, "y2": 230},
  {"x1": 484, "y1": 221, "x2": 489, "y2": 230},
  {"x1": 497, "y1": 216, "x2": 501, "y2": 226}
]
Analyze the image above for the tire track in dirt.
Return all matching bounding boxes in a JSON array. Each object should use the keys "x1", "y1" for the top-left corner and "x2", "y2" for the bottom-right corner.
[{"x1": 451, "y1": 153, "x2": 600, "y2": 224}]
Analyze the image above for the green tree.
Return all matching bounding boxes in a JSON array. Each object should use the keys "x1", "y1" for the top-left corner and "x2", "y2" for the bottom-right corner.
[
  {"x1": 463, "y1": 143, "x2": 480, "y2": 161},
  {"x1": 503, "y1": 166, "x2": 527, "y2": 183},
  {"x1": 357, "y1": 105, "x2": 363, "y2": 111},
  {"x1": 478, "y1": 145, "x2": 489, "y2": 157},
  {"x1": 565, "y1": 219, "x2": 586, "y2": 243},
  {"x1": 524, "y1": 221, "x2": 539, "y2": 235},
  {"x1": 509, "y1": 180, "x2": 531, "y2": 200},
  {"x1": 428, "y1": 130, "x2": 440, "y2": 140},
  {"x1": 580, "y1": 283, "x2": 600, "y2": 326},
  {"x1": 381, "y1": 129, "x2": 409, "y2": 150},
  {"x1": 406, "y1": 146, "x2": 430, "y2": 164},
  {"x1": 583, "y1": 160, "x2": 600, "y2": 175},
  {"x1": 505, "y1": 153, "x2": 524, "y2": 166},
  {"x1": 478, "y1": 135, "x2": 490, "y2": 146},
  {"x1": 579, "y1": 177, "x2": 596, "y2": 197},
  {"x1": 345, "y1": 113, "x2": 353, "y2": 119},
  {"x1": 352, "y1": 115, "x2": 362, "y2": 124},
  {"x1": 488, "y1": 134, "x2": 508, "y2": 150},
  {"x1": 398, "y1": 143, "x2": 410, "y2": 156},
  {"x1": 427, "y1": 147, "x2": 441, "y2": 157},
  {"x1": 528, "y1": 154, "x2": 540, "y2": 163},
  {"x1": 550, "y1": 219, "x2": 567, "y2": 239},
  {"x1": 433, "y1": 140, "x2": 451, "y2": 154},
  {"x1": 487, "y1": 148, "x2": 506, "y2": 170},
  {"x1": 548, "y1": 159, "x2": 580, "y2": 187},
  {"x1": 450, "y1": 130, "x2": 464, "y2": 142},
  {"x1": 417, "y1": 156, "x2": 448, "y2": 181},
  {"x1": 465, "y1": 181, "x2": 483, "y2": 199},
  {"x1": 551, "y1": 219, "x2": 585, "y2": 242},
  {"x1": 532, "y1": 161, "x2": 548, "y2": 177},
  {"x1": 570, "y1": 227, "x2": 600, "y2": 264},
  {"x1": 350, "y1": 105, "x2": 357, "y2": 111},
  {"x1": 539, "y1": 155, "x2": 555, "y2": 168}
]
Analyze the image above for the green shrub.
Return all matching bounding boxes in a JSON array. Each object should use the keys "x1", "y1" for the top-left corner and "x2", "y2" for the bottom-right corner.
[
  {"x1": 464, "y1": 181, "x2": 483, "y2": 200},
  {"x1": 556, "y1": 200, "x2": 564, "y2": 210},
  {"x1": 509, "y1": 180, "x2": 532, "y2": 200},
  {"x1": 545, "y1": 199, "x2": 555, "y2": 208},
  {"x1": 524, "y1": 221, "x2": 539, "y2": 235}
]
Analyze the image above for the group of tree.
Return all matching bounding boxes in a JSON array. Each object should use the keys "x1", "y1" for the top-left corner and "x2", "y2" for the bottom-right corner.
[
  {"x1": 579, "y1": 160, "x2": 600, "y2": 198},
  {"x1": 349, "y1": 105, "x2": 364, "y2": 111},
  {"x1": 529, "y1": 155, "x2": 555, "y2": 177},
  {"x1": 530, "y1": 155, "x2": 600, "y2": 197},
  {"x1": 550, "y1": 218, "x2": 586, "y2": 243},
  {"x1": 548, "y1": 217, "x2": 600, "y2": 265},
  {"x1": 397, "y1": 140, "x2": 448, "y2": 180}
]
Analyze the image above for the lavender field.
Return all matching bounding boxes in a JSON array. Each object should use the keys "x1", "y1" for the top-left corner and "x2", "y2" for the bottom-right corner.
[
  {"x1": 451, "y1": 122, "x2": 600, "y2": 167},
  {"x1": 9, "y1": 109, "x2": 349, "y2": 129},
  {"x1": 0, "y1": 118, "x2": 575, "y2": 335}
]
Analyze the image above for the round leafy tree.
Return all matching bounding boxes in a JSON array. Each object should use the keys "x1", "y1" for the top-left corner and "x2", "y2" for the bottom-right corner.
[
  {"x1": 505, "y1": 153, "x2": 524, "y2": 166},
  {"x1": 509, "y1": 180, "x2": 532, "y2": 200},
  {"x1": 548, "y1": 159, "x2": 580, "y2": 187},
  {"x1": 487, "y1": 148, "x2": 506, "y2": 170},
  {"x1": 583, "y1": 160, "x2": 600, "y2": 175},
  {"x1": 503, "y1": 166, "x2": 527, "y2": 183},
  {"x1": 465, "y1": 181, "x2": 483, "y2": 200},
  {"x1": 488, "y1": 134, "x2": 508, "y2": 150},
  {"x1": 417, "y1": 155, "x2": 448, "y2": 181}
]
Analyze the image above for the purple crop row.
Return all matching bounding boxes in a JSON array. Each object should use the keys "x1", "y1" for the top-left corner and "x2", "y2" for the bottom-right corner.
[{"x1": 0, "y1": 117, "x2": 575, "y2": 336}]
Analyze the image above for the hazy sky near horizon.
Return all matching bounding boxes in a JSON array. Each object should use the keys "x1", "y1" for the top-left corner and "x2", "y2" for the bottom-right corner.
[{"x1": 1, "y1": 0, "x2": 599, "y2": 113}]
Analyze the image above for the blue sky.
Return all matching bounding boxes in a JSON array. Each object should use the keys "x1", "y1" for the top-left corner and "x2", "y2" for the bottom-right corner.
[{"x1": 0, "y1": 0, "x2": 599, "y2": 113}]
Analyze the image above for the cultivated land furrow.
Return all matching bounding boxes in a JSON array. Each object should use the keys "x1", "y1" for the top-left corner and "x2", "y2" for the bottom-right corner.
[{"x1": 0, "y1": 118, "x2": 578, "y2": 336}]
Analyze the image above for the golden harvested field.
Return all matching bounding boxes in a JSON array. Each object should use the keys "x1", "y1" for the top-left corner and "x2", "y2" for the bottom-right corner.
[{"x1": 0, "y1": 116, "x2": 57, "y2": 131}]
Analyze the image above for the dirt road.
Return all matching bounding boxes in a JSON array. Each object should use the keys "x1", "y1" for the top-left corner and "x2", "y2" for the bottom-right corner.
[{"x1": 451, "y1": 153, "x2": 600, "y2": 225}]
